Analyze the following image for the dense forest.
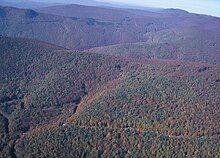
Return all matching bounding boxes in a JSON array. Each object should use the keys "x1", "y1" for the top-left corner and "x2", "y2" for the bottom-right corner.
[
  {"x1": 0, "y1": 2, "x2": 219, "y2": 158},
  {"x1": 0, "y1": 36, "x2": 219, "y2": 157}
]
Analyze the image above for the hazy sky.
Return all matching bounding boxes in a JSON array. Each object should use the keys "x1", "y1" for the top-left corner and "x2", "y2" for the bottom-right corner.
[
  {"x1": 30, "y1": 0, "x2": 220, "y2": 17},
  {"x1": 98, "y1": 0, "x2": 220, "y2": 17}
]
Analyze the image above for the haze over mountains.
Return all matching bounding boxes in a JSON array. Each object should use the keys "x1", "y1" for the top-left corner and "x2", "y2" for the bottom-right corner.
[
  {"x1": 0, "y1": 1, "x2": 219, "y2": 158},
  {"x1": 0, "y1": 0, "x2": 61, "y2": 8},
  {"x1": 0, "y1": 0, "x2": 140, "y2": 9}
]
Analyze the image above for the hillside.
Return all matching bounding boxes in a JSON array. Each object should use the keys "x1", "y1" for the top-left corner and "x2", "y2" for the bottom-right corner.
[
  {"x1": 0, "y1": 36, "x2": 130, "y2": 157},
  {"x1": 0, "y1": 3, "x2": 220, "y2": 158},
  {"x1": 0, "y1": 6, "x2": 160, "y2": 50},
  {"x1": 0, "y1": 5, "x2": 220, "y2": 60},
  {"x1": 16, "y1": 55, "x2": 220, "y2": 157},
  {"x1": 0, "y1": 35, "x2": 65, "y2": 81},
  {"x1": 37, "y1": 4, "x2": 160, "y2": 21},
  {"x1": 0, "y1": 0, "x2": 146, "y2": 10},
  {"x1": 88, "y1": 27, "x2": 220, "y2": 64},
  {"x1": 0, "y1": 36, "x2": 219, "y2": 157}
]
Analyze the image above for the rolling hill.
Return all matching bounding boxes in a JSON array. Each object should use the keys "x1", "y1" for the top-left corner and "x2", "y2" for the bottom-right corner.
[
  {"x1": 0, "y1": 0, "x2": 153, "y2": 10},
  {"x1": 0, "y1": 5, "x2": 163, "y2": 50},
  {"x1": 0, "y1": 4, "x2": 220, "y2": 63},
  {"x1": 0, "y1": 36, "x2": 219, "y2": 157},
  {"x1": 0, "y1": 3, "x2": 220, "y2": 158},
  {"x1": 0, "y1": 36, "x2": 130, "y2": 157},
  {"x1": 16, "y1": 61, "x2": 220, "y2": 157},
  {"x1": 36, "y1": 3, "x2": 161, "y2": 21},
  {"x1": 88, "y1": 26, "x2": 220, "y2": 64}
]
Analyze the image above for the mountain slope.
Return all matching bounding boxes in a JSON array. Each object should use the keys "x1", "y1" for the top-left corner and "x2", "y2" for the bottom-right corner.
[
  {"x1": 0, "y1": 6, "x2": 160, "y2": 50},
  {"x1": 33, "y1": 0, "x2": 115, "y2": 7},
  {"x1": 1, "y1": 4, "x2": 220, "y2": 58},
  {"x1": 88, "y1": 27, "x2": 220, "y2": 64},
  {"x1": 0, "y1": 35, "x2": 65, "y2": 81},
  {"x1": 0, "y1": 3, "x2": 220, "y2": 158},
  {"x1": 37, "y1": 3, "x2": 160, "y2": 21},
  {"x1": 0, "y1": 35, "x2": 219, "y2": 157},
  {"x1": 0, "y1": 36, "x2": 129, "y2": 157},
  {"x1": 15, "y1": 58, "x2": 220, "y2": 158}
]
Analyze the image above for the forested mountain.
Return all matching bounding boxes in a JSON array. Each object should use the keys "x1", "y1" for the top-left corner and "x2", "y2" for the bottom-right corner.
[
  {"x1": 0, "y1": 5, "x2": 160, "y2": 50},
  {"x1": 0, "y1": 35, "x2": 219, "y2": 158},
  {"x1": 0, "y1": 2, "x2": 219, "y2": 158},
  {"x1": 0, "y1": 36, "x2": 128, "y2": 157},
  {"x1": 0, "y1": 0, "x2": 141, "y2": 10},
  {"x1": 37, "y1": 4, "x2": 161, "y2": 21},
  {"x1": 88, "y1": 28, "x2": 220, "y2": 64},
  {"x1": 0, "y1": 5, "x2": 220, "y2": 64}
]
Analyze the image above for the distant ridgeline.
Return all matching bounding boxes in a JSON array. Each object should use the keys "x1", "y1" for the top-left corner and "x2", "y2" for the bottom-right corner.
[{"x1": 0, "y1": 5, "x2": 219, "y2": 64}]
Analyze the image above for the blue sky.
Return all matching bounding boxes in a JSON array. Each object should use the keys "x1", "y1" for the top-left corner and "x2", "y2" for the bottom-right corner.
[{"x1": 98, "y1": 0, "x2": 220, "y2": 17}]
